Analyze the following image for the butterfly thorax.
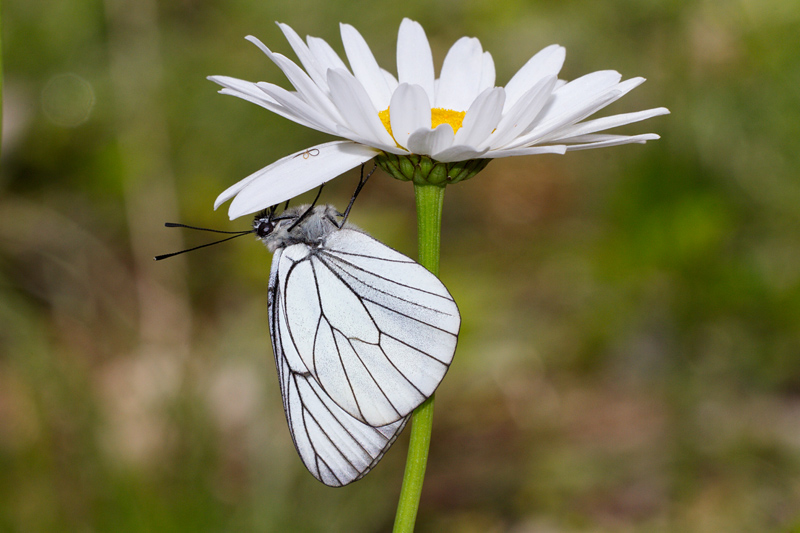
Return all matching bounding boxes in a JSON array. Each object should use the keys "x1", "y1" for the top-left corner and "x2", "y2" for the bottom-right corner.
[{"x1": 255, "y1": 204, "x2": 343, "y2": 253}]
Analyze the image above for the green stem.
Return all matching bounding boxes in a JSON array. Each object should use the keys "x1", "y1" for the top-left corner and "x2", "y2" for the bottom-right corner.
[
  {"x1": 393, "y1": 184, "x2": 445, "y2": 533},
  {"x1": 1, "y1": 1, "x2": 4, "y2": 152}
]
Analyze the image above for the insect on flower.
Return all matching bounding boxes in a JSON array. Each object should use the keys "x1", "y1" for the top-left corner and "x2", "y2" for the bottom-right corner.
[{"x1": 156, "y1": 168, "x2": 461, "y2": 485}]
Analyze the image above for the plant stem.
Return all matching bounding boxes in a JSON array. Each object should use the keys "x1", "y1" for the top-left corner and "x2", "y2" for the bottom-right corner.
[
  {"x1": 392, "y1": 184, "x2": 446, "y2": 533},
  {"x1": 1, "y1": 2, "x2": 4, "y2": 152}
]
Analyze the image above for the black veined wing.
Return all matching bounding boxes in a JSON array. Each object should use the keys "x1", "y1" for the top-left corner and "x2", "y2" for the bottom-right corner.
[
  {"x1": 274, "y1": 227, "x2": 460, "y2": 428},
  {"x1": 270, "y1": 246, "x2": 410, "y2": 486}
]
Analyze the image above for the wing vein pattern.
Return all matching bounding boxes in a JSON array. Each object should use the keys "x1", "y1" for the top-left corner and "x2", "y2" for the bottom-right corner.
[
  {"x1": 270, "y1": 246, "x2": 409, "y2": 486},
  {"x1": 266, "y1": 223, "x2": 460, "y2": 486},
  {"x1": 279, "y1": 230, "x2": 460, "y2": 427}
]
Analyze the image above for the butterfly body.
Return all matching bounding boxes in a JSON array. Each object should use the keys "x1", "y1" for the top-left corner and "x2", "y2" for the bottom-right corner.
[{"x1": 255, "y1": 204, "x2": 342, "y2": 252}]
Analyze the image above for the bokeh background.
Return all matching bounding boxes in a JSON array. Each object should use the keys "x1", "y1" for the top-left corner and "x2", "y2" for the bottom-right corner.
[{"x1": 2, "y1": 0, "x2": 799, "y2": 531}]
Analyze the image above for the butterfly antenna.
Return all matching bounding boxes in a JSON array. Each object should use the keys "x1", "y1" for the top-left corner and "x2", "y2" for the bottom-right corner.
[
  {"x1": 163, "y1": 222, "x2": 251, "y2": 234},
  {"x1": 154, "y1": 223, "x2": 253, "y2": 261},
  {"x1": 339, "y1": 163, "x2": 377, "y2": 227},
  {"x1": 288, "y1": 184, "x2": 325, "y2": 231}
]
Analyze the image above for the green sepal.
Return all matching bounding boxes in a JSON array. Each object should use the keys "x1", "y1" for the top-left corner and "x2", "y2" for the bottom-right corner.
[{"x1": 375, "y1": 152, "x2": 490, "y2": 187}]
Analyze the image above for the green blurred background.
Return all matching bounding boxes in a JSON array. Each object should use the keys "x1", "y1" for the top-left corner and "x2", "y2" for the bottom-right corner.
[{"x1": 2, "y1": 0, "x2": 799, "y2": 531}]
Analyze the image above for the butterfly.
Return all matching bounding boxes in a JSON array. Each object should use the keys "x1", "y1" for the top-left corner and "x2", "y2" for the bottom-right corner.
[
  {"x1": 256, "y1": 198, "x2": 460, "y2": 486},
  {"x1": 156, "y1": 167, "x2": 460, "y2": 486}
]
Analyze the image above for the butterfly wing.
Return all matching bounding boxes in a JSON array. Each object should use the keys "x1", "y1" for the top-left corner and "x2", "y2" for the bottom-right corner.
[
  {"x1": 269, "y1": 246, "x2": 409, "y2": 487},
  {"x1": 279, "y1": 229, "x2": 461, "y2": 428}
]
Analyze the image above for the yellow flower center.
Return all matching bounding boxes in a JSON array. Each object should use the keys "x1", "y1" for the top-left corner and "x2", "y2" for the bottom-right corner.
[{"x1": 378, "y1": 107, "x2": 466, "y2": 143}]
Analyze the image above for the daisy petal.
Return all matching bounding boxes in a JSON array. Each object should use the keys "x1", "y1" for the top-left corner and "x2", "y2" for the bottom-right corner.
[
  {"x1": 453, "y1": 87, "x2": 505, "y2": 148},
  {"x1": 436, "y1": 37, "x2": 484, "y2": 111},
  {"x1": 340, "y1": 23, "x2": 393, "y2": 110},
  {"x1": 479, "y1": 52, "x2": 496, "y2": 93},
  {"x1": 555, "y1": 107, "x2": 670, "y2": 140},
  {"x1": 563, "y1": 133, "x2": 660, "y2": 150},
  {"x1": 431, "y1": 145, "x2": 489, "y2": 162},
  {"x1": 217, "y1": 88, "x2": 320, "y2": 130},
  {"x1": 223, "y1": 141, "x2": 380, "y2": 219},
  {"x1": 510, "y1": 90, "x2": 622, "y2": 148},
  {"x1": 390, "y1": 83, "x2": 432, "y2": 149},
  {"x1": 307, "y1": 35, "x2": 349, "y2": 73},
  {"x1": 382, "y1": 69, "x2": 399, "y2": 92},
  {"x1": 486, "y1": 145, "x2": 567, "y2": 158},
  {"x1": 331, "y1": 124, "x2": 407, "y2": 155},
  {"x1": 211, "y1": 76, "x2": 321, "y2": 131},
  {"x1": 560, "y1": 133, "x2": 642, "y2": 142},
  {"x1": 210, "y1": 75, "x2": 277, "y2": 104},
  {"x1": 397, "y1": 18, "x2": 435, "y2": 103},
  {"x1": 406, "y1": 123, "x2": 456, "y2": 156},
  {"x1": 327, "y1": 69, "x2": 398, "y2": 149},
  {"x1": 276, "y1": 23, "x2": 328, "y2": 90},
  {"x1": 216, "y1": 86, "x2": 274, "y2": 110},
  {"x1": 245, "y1": 36, "x2": 343, "y2": 125},
  {"x1": 255, "y1": 82, "x2": 339, "y2": 135},
  {"x1": 504, "y1": 44, "x2": 566, "y2": 112},
  {"x1": 482, "y1": 75, "x2": 556, "y2": 150},
  {"x1": 535, "y1": 70, "x2": 623, "y2": 124},
  {"x1": 533, "y1": 78, "x2": 650, "y2": 142}
]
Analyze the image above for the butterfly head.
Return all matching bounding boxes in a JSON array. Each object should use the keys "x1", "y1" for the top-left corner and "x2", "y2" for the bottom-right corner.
[{"x1": 253, "y1": 216, "x2": 276, "y2": 239}]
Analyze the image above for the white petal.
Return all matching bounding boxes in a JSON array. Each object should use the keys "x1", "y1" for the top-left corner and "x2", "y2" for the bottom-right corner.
[
  {"x1": 245, "y1": 36, "x2": 343, "y2": 126},
  {"x1": 562, "y1": 76, "x2": 648, "y2": 122},
  {"x1": 327, "y1": 69, "x2": 398, "y2": 149},
  {"x1": 507, "y1": 73, "x2": 640, "y2": 149},
  {"x1": 435, "y1": 37, "x2": 484, "y2": 111},
  {"x1": 389, "y1": 84, "x2": 432, "y2": 149},
  {"x1": 222, "y1": 141, "x2": 380, "y2": 219},
  {"x1": 255, "y1": 82, "x2": 339, "y2": 135},
  {"x1": 215, "y1": 87, "x2": 276, "y2": 111},
  {"x1": 504, "y1": 44, "x2": 565, "y2": 112},
  {"x1": 563, "y1": 133, "x2": 660, "y2": 150},
  {"x1": 509, "y1": 90, "x2": 622, "y2": 148},
  {"x1": 485, "y1": 145, "x2": 567, "y2": 158},
  {"x1": 535, "y1": 70, "x2": 623, "y2": 125},
  {"x1": 431, "y1": 145, "x2": 489, "y2": 162},
  {"x1": 276, "y1": 23, "x2": 328, "y2": 90},
  {"x1": 210, "y1": 75, "x2": 277, "y2": 104},
  {"x1": 381, "y1": 69, "x2": 399, "y2": 92},
  {"x1": 210, "y1": 76, "x2": 321, "y2": 131},
  {"x1": 479, "y1": 51, "x2": 496, "y2": 92},
  {"x1": 481, "y1": 75, "x2": 556, "y2": 150},
  {"x1": 406, "y1": 124, "x2": 455, "y2": 156},
  {"x1": 332, "y1": 124, "x2": 407, "y2": 155},
  {"x1": 534, "y1": 77, "x2": 650, "y2": 142},
  {"x1": 307, "y1": 35, "x2": 349, "y2": 73},
  {"x1": 396, "y1": 19, "x2": 435, "y2": 103},
  {"x1": 559, "y1": 133, "x2": 638, "y2": 142},
  {"x1": 453, "y1": 87, "x2": 505, "y2": 148},
  {"x1": 555, "y1": 107, "x2": 670, "y2": 140},
  {"x1": 340, "y1": 23, "x2": 393, "y2": 110}
]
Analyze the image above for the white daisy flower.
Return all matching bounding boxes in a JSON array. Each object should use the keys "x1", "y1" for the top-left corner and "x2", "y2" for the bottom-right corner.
[{"x1": 210, "y1": 18, "x2": 669, "y2": 219}]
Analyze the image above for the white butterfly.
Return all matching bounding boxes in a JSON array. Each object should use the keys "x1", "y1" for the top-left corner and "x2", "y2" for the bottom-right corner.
[{"x1": 256, "y1": 202, "x2": 460, "y2": 486}]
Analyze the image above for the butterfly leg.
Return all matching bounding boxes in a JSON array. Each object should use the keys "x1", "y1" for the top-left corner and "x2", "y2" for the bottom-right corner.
[
  {"x1": 339, "y1": 163, "x2": 378, "y2": 227},
  {"x1": 288, "y1": 184, "x2": 326, "y2": 231}
]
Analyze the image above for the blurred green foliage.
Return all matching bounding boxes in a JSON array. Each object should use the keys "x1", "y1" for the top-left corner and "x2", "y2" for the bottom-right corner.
[{"x1": 2, "y1": 0, "x2": 800, "y2": 531}]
